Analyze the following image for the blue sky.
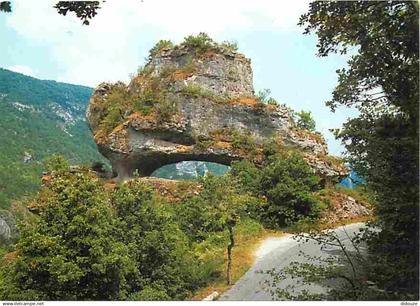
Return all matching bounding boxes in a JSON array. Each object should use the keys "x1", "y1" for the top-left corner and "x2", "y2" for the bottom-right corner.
[{"x1": 0, "y1": 0, "x2": 358, "y2": 156}]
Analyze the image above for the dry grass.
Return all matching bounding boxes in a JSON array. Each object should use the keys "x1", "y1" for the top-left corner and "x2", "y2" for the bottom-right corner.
[
  {"x1": 2, "y1": 251, "x2": 17, "y2": 264},
  {"x1": 127, "y1": 111, "x2": 156, "y2": 123},
  {"x1": 190, "y1": 228, "x2": 286, "y2": 301},
  {"x1": 213, "y1": 141, "x2": 232, "y2": 150},
  {"x1": 229, "y1": 96, "x2": 260, "y2": 107}
]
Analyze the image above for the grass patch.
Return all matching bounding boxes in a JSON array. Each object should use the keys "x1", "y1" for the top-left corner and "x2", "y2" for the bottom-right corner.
[{"x1": 148, "y1": 39, "x2": 174, "y2": 58}]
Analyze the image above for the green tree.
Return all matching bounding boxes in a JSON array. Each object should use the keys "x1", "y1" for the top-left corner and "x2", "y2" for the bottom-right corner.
[
  {"x1": 176, "y1": 174, "x2": 252, "y2": 285},
  {"x1": 299, "y1": 1, "x2": 419, "y2": 298},
  {"x1": 231, "y1": 150, "x2": 323, "y2": 228},
  {"x1": 0, "y1": 1, "x2": 11, "y2": 12},
  {"x1": 295, "y1": 110, "x2": 316, "y2": 132},
  {"x1": 111, "y1": 180, "x2": 203, "y2": 300},
  {"x1": 258, "y1": 151, "x2": 322, "y2": 227},
  {"x1": 0, "y1": 171, "x2": 136, "y2": 300}
]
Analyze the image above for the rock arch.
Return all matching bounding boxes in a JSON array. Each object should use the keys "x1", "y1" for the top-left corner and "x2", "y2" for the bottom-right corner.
[{"x1": 87, "y1": 38, "x2": 347, "y2": 182}]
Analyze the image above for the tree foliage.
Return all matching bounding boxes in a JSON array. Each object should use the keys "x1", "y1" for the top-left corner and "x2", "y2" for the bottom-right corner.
[
  {"x1": 295, "y1": 110, "x2": 316, "y2": 132},
  {"x1": 111, "y1": 180, "x2": 205, "y2": 300},
  {"x1": 231, "y1": 150, "x2": 323, "y2": 228},
  {"x1": 0, "y1": 167, "x2": 248, "y2": 300},
  {"x1": 299, "y1": 1, "x2": 419, "y2": 298},
  {"x1": 0, "y1": 171, "x2": 136, "y2": 300},
  {"x1": 0, "y1": 1, "x2": 11, "y2": 12},
  {"x1": 0, "y1": 1, "x2": 104, "y2": 25},
  {"x1": 54, "y1": 1, "x2": 103, "y2": 25}
]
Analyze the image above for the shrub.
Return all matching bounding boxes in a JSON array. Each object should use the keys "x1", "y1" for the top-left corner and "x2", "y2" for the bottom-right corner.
[
  {"x1": 182, "y1": 32, "x2": 215, "y2": 53},
  {"x1": 180, "y1": 83, "x2": 210, "y2": 98},
  {"x1": 256, "y1": 88, "x2": 271, "y2": 103},
  {"x1": 220, "y1": 40, "x2": 238, "y2": 52},
  {"x1": 159, "y1": 64, "x2": 177, "y2": 79},
  {"x1": 112, "y1": 180, "x2": 204, "y2": 299},
  {"x1": 262, "y1": 137, "x2": 282, "y2": 158},
  {"x1": 128, "y1": 285, "x2": 170, "y2": 301},
  {"x1": 44, "y1": 154, "x2": 69, "y2": 172},
  {"x1": 230, "y1": 160, "x2": 261, "y2": 195},
  {"x1": 0, "y1": 171, "x2": 137, "y2": 300},
  {"x1": 195, "y1": 139, "x2": 215, "y2": 151},
  {"x1": 267, "y1": 97, "x2": 278, "y2": 105},
  {"x1": 256, "y1": 88, "x2": 278, "y2": 105},
  {"x1": 295, "y1": 110, "x2": 316, "y2": 132},
  {"x1": 98, "y1": 84, "x2": 131, "y2": 133},
  {"x1": 258, "y1": 151, "x2": 322, "y2": 227},
  {"x1": 148, "y1": 40, "x2": 174, "y2": 58},
  {"x1": 91, "y1": 161, "x2": 106, "y2": 172},
  {"x1": 137, "y1": 64, "x2": 155, "y2": 76},
  {"x1": 155, "y1": 98, "x2": 177, "y2": 123},
  {"x1": 231, "y1": 130, "x2": 257, "y2": 155},
  {"x1": 0, "y1": 166, "x2": 214, "y2": 301}
]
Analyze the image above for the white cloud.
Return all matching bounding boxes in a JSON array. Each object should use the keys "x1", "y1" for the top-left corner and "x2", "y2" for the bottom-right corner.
[
  {"x1": 7, "y1": 64, "x2": 36, "y2": 77},
  {"x1": 5, "y1": 0, "x2": 310, "y2": 86}
]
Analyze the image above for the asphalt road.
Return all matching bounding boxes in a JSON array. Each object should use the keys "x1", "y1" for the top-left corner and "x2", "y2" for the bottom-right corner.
[{"x1": 219, "y1": 222, "x2": 365, "y2": 301}]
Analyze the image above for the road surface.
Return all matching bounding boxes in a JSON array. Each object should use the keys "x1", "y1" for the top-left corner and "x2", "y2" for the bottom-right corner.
[{"x1": 219, "y1": 222, "x2": 365, "y2": 301}]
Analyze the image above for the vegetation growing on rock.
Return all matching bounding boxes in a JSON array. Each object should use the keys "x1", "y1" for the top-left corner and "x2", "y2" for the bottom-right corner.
[{"x1": 87, "y1": 34, "x2": 347, "y2": 181}]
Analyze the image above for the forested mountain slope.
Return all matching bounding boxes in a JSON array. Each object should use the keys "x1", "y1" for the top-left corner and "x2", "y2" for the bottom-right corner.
[{"x1": 0, "y1": 68, "x2": 106, "y2": 208}]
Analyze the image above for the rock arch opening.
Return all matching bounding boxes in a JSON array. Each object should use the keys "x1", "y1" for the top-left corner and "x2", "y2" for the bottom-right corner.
[{"x1": 152, "y1": 161, "x2": 229, "y2": 180}]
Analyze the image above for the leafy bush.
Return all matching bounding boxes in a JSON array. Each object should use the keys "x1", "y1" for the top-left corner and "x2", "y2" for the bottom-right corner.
[
  {"x1": 112, "y1": 180, "x2": 204, "y2": 300},
  {"x1": 230, "y1": 160, "x2": 261, "y2": 195},
  {"x1": 256, "y1": 88, "x2": 278, "y2": 105},
  {"x1": 148, "y1": 40, "x2": 174, "y2": 58},
  {"x1": 181, "y1": 83, "x2": 210, "y2": 98},
  {"x1": 0, "y1": 171, "x2": 137, "y2": 300},
  {"x1": 231, "y1": 130, "x2": 257, "y2": 155},
  {"x1": 295, "y1": 110, "x2": 316, "y2": 132},
  {"x1": 0, "y1": 167, "x2": 216, "y2": 300},
  {"x1": 220, "y1": 40, "x2": 238, "y2": 52},
  {"x1": 97, "y1": 84, "x2": 131, "y2": 133},
  {"x1": 155, "y1": 98, "x2": 177, "y2": 123},
  {"x1": 128, "y1": 285, "x2": 170, "y2": 301},
  {"x1": 256, "y1": 88, "x2": 271, "y2": 103},
  {"x1": 44, "y1": 154, "x2": 69, "y2": 172},
  {"x1": 230, "y1": 150, "x2": 323, "y2": 228},
  {"x1": 258, "y1": 151, "x2": 322, "y2": 227},
  {"x1": 175, "y1": 174, "x2": 244, "y2": 241},
  {"x1": 182, "y1": 32, "x2": 215, "y2": 53}
]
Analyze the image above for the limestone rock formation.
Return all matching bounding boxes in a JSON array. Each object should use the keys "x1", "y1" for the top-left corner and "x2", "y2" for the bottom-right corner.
[
  {"x1": 87, "y1": 36, "x2": 348, "y2": 181},
  {"x1": 0, "y1": 210, "x2": 17, "y2": 245}
]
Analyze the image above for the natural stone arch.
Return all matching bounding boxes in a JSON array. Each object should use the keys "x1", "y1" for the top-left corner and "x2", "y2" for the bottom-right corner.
[
  {"x1": 87, "y1": 37, "x2": 348, "y2": 182},
  {"x1": 111, "y1": 150, "x2": 239, "y2": 180}
]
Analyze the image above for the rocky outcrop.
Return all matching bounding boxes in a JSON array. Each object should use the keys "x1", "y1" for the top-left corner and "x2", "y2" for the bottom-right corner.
[
  {"x1": 318, "y1": 191, "x2": 372, "y2": 226},
  {"x1": 0, "y1": 210, "x2": 17, "y2": 245},
  {"x1": 87, "y1": 36, "x2": 348, "y2": 181}
]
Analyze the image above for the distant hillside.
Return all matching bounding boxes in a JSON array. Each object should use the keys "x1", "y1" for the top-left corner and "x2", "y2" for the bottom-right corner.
[{"x1": 0, "y1": 68, "x2": 106, "y2": 209}]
